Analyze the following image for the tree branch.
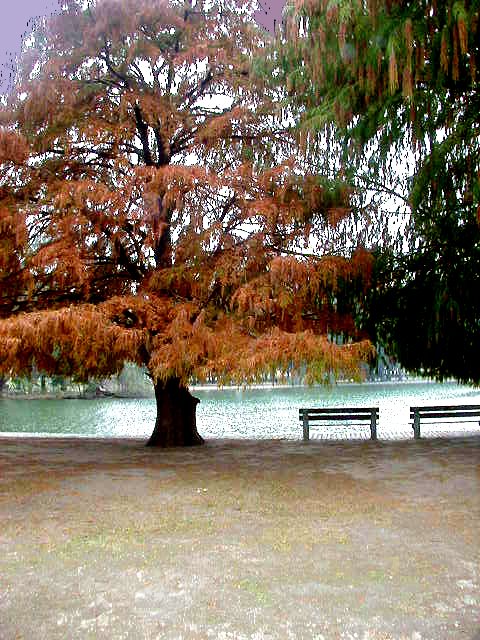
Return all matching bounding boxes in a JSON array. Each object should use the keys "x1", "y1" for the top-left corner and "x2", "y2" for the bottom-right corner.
[{"x1": 133, "y1": 104, "x2": 154, "y2": 166}]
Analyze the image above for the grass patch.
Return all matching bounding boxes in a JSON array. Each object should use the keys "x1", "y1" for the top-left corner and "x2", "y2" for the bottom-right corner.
[{"x1": 235, "y1": 577, "x2": 272, "y2": 605}]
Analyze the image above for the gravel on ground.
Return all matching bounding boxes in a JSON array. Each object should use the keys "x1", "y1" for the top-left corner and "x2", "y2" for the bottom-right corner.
[{"x1": 0, "y1": 435, "x2": 479, "y2": 640}]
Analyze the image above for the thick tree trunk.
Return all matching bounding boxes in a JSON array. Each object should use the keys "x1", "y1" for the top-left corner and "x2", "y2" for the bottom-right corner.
[{"x1": 146, "y1": 377, "x2": 204, "y2": 447}]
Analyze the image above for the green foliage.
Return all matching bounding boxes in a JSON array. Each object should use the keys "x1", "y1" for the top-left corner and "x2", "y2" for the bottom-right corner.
[
  {"x1": 361, "y1": 236, "x2": 480, "y2": 383},
  {"x1": 278, "y1": 0, "x2": 480, "y2": 382}
]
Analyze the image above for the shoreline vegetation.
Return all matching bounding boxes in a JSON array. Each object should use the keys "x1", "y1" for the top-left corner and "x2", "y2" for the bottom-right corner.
[
  {"x1": 0, "y1": 377, "x2": 453, "y2": 401},
  {"x1": 1, "y1": 356, "x2": 418, "y2": 401}
]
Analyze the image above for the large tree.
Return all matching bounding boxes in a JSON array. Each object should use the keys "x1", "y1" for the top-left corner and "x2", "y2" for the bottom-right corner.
[
  {"x1": 0, "y1": 0, "x2": 374, "y2": 446},
  {"x1": 278, "y1": 0, "x2": 480, "y2": 382}
]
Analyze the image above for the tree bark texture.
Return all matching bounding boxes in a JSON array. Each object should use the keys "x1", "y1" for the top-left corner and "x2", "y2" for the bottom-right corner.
[{"x1": 147, "y1": 377, "x2": 204, "y2": 447}]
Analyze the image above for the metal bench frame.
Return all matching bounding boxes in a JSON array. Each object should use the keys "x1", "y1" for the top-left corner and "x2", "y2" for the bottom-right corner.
[
  {"x1": 410, "y1": 404, "x2": 480, "y2": 439},
  {"x1": 299, "y1": 407, "x2": 379, "y2": 441}
]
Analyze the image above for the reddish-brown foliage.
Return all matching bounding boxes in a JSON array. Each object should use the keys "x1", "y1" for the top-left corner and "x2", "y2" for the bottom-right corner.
[{"x1": 0, "y1": 0, "x2": 373, "y2": 393}]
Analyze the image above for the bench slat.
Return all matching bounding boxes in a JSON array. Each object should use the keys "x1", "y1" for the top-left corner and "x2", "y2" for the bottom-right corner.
[
  {"x1": 410, "y1": 404, "x2": 480, "y2": 411},
  {"x1": 410, "y1": 410, "x2": 480, "y2": 419},
  {"x1": 300, "y1": 407, "x2": 377, "y2": 414},
  {"x1": 300, "y1": 414, "x2": 376, "y2": 422}
]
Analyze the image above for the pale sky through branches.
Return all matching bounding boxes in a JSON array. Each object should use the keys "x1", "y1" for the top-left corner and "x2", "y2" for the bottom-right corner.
[
  {"x1": 0, "y1": 0, "x2": 410, "y2": 255},
  {"x1": 0, "y1": 0, "x2": 286, "y2": 96}
]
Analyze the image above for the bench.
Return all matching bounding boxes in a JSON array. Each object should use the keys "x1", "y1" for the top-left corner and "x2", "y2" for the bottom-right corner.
[
  {"x1": 410, "y1": 405, "x2": 480, "y2": 439},
  {"x1": 299, "y1": 407, "x2": 379, "y2": 441}
]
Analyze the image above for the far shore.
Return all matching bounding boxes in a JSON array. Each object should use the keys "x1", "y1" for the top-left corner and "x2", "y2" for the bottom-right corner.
[
  {"x1": 0, "y1": 391, "x2": 153, "y2": 401},
  {"x1": 0, "y1": 377, "x2": 448, "y2": 401}
]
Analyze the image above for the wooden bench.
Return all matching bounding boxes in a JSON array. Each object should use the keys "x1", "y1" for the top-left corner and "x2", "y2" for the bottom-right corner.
[
  {"x1": 410, "y1": 405, "x2": 480, "y2": 439},
  {"x1": 299, "y1": 407, "x2": 379, "y2": 441}
]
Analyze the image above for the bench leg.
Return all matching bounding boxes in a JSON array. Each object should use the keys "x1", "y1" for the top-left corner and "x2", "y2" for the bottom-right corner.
[
  {"x1": 413, "y1": 411, "x2": 421, "y2": 439},
  {"x1": 370, "y1": 411, "x2": 377, "y2": 441},
  {"x1": 303, "y1": 416, "x2": 309, "y2": 441}
]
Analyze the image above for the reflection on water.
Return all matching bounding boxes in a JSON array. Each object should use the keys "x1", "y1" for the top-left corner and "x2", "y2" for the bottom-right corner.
[{"x1": 1, "y1": 382, "x2": 480, "y2": 440}]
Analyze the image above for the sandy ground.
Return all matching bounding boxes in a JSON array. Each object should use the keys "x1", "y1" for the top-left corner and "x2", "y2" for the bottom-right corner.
[{"x1": 0, "y1": 435, "x2": 479, "y2": 640}]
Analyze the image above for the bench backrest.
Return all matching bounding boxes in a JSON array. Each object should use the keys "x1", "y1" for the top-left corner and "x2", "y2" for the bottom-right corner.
[
  {"x1": 410, "y1": 405, "x2": 480, "y2": 419},
  {"x1": 299, "y1": 407, "x2": 379, "y2": 422}
]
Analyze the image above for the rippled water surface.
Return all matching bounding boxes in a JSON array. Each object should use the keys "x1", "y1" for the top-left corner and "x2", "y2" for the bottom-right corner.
[{"x1": 2, "y1": 382, "x2": 480, "y2": 440}]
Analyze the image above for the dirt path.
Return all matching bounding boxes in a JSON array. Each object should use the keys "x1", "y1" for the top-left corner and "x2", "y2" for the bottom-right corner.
[{"x1": 0, "y1": 435, "x2": 479, "y2": 640}]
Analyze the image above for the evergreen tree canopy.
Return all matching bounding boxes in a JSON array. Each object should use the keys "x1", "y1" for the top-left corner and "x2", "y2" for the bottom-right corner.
[{"x1": 280, "y1": 0, "x2": 480, "y2": 382}]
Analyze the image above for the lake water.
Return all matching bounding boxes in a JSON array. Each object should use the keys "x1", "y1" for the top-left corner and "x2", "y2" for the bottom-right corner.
[{"x1": 1, "y1": 381, "x2": 480, "y2": 440}]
